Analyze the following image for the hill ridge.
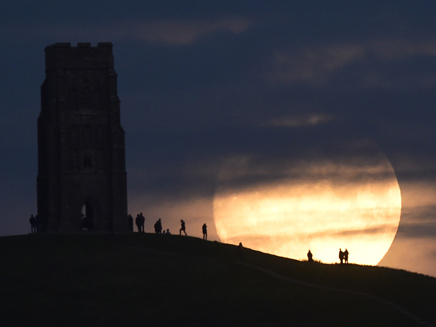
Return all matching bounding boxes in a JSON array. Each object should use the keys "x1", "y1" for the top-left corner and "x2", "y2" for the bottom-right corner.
[
  {"x1": 1, "y1": 234, "x2": 435, "y2": 326},
  {"x1": 127, "y1": 237, "x2": 435, "y2": 327}
]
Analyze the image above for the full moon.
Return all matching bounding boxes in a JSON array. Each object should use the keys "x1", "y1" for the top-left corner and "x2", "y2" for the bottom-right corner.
[{"x1": 213, "y1": 147, "x2": 401, "y2": 265}]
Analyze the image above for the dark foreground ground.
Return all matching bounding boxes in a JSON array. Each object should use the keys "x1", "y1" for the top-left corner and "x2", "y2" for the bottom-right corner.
[{"x1": 0, "y1": 233, "x2": 435, "y2": 327}]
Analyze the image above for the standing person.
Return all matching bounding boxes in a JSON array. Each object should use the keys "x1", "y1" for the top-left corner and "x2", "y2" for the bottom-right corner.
[
  {"x1": 202, "y1": 223, "x2": 207, "y2": 240},
  {"x1": 139, "y1": 212, "x2": 145, "y2": 233},
  {"x1": 29, "y1": 214, "x2": 36, "y2": 234},
  {"x1": 179, "y1": 219, "x2": 187, "y2": 236},
  {"x1": 135, "y1": 213, "x2": 142, "y2": 233},
  {"x1": 339, "y1": 249, "x2": 344, "y2": 264},
  {"x1": 307, "y1": 250, "x2": 313, "y2": 262},
  {"x1": 157, "y1": 218, "x2": 162, "y2": 234},
  {"x1": 154, "y1": 218, "x2": 162, "y2": 234},
  {"x1": 344, "y1": 249, "x2": 349, "y2": 264},
  {"x1": 35, "y1": 214, "x2": 41, "y2": 233}
]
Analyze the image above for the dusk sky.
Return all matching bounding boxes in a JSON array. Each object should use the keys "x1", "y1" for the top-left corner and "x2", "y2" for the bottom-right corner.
[{"x1": 1, "y1": 2, "x2": 436, "y2": 277}]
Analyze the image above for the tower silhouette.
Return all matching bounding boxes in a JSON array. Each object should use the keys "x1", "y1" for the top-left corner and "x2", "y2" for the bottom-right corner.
[{"x1": 37, "y1": 43, "x2": 128, "y2": 232}]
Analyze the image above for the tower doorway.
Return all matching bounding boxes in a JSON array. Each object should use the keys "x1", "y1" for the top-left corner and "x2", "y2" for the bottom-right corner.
[{"x1": 81, "y1": 203, "x2": 94, "y2": 231}]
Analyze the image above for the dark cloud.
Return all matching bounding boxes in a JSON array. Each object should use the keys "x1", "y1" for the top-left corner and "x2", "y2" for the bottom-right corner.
[{"x1": 396, "y1": 206, "x2": 436, "y2": 238}]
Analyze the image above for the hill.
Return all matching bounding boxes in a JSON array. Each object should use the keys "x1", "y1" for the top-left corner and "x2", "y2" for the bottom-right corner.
[{"x1": 0, "y1": 234, "x2": 435, "y2": 327}]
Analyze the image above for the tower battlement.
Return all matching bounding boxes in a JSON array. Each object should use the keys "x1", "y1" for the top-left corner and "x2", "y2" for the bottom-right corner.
[{"x1": 44, "y1": 42, "x2": 115, "y2": 72}]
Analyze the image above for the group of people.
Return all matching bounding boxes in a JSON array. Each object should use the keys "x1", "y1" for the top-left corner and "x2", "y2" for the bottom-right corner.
[
  {"x1": 132, "y1": 213, "x2": 145, "y2": 232},
  {"x1": 129, "y1": 213, "x2": 208, "y2": 240},
  {"x1": 306, "y1": 248, "x2": 350, "y2": 264},
  {"x1": 30, "y1": 212, "x2": 208, "y2": 238},
  {"x1": 339, "y1": 248, "x2": 349, "y2": 264}
]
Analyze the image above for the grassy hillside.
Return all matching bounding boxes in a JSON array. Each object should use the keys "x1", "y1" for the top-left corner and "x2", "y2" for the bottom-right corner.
[{"x1": 0, "y1": 234, "x2": 435, "y2": 327}]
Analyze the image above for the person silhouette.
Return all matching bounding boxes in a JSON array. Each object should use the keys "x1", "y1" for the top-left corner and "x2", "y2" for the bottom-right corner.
[
  {"x1": 29, "y1": 214, "x2": 36, "y2": 234},
  {"x1": 307, "y1": 250, "x2": 313, "y2": 262},
  {"x1": 202, "y1": 223, "x2": 207, "y2": 240},
  {"x1": 35, "y1": 214, "x2": 41, "y2": 233},
  {"x1": 339, "y1": 248, "x2": 344, "y2": 264},
  {"x1": 139, "y1": 213, "x2": 145, "y2": 232},
  {"x1": 179, "y1": 219, "x2": 187, "y2": 236},
  {"x1": 344, "y1": 249, "x2": 349, "y2": 264},
  {"x1": 135, "y1": 214, "x2": 141, "y2": 232},
  {"x1": 154, "y1": 218, "x2": 162, "y2": 234},
  {"x1": 136, "y1": 213, "x2": 145, "y2": 233}
]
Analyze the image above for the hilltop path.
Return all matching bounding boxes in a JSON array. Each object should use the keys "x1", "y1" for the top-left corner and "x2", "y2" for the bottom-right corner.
[
  {"x1": 128, "y1": 243, "x2": 434, "y2": 327},
  {"x1": 235, "y1": 261, "x2": 435, "y2": 327}
]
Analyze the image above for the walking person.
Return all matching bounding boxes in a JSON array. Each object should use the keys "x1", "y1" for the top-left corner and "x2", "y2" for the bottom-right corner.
[{"x1": 179, "y1": 219, "x2": 187, "y2": 236}]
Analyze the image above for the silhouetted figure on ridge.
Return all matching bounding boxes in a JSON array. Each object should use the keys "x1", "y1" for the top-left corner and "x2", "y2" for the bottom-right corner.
[
  {"x1": 339, "y1": 248, "x2": 344, "y2": 264},
  {"x1": 29, "y1": 214, "x2": 36, "y2": 234},
  {"x1": 179, "y1": 219, "x2": 187, "y2": 236},
  {"x1": 166, "y1": 229, "x2": 171, "y2": 235},
  {"x1": 154, "y1": 218, "x2": 162, "y2": 234},
  {"x1": 136, "y1": 213, "x2": 145, "y2": 233},
  {"x1": 344, "y1": 249, "x2": 349, "y2": 264},
  {"x1": 140, "y1": 213, "x2": 145, "y2": 232},
  {"x1": 135, "y1": 214, "x2": 141, "y2": 232},
  {"x1": 307, "y1": 250, "x2": 313, "y2": 262},
  {"x1": 35, "y1": 214, "x2": 41, "y2": 233},
  {"x1": 202, "y1": 223, "x2": 207, "y2": 240}
]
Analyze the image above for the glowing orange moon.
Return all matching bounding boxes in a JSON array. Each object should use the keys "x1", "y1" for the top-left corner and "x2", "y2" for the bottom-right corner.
[{"x1": 213, "y1": 152, "x2": 401, "y2": 265}]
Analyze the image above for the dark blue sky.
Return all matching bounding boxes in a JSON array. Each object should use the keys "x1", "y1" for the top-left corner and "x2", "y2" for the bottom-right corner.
[{"x1": 1, "y1": 1, "x2": 436, "y2": 276}]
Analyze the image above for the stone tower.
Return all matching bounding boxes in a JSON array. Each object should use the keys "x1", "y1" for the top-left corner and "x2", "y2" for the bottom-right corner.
[{"x1": 37, "y1": 42, "x2": 128, "y2": 232}]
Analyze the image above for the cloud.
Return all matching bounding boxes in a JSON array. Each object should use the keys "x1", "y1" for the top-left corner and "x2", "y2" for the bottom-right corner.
[
  {"x1": 268, "y1": 113, "x2": 333, "y2": 128},
  {"x1": 268, "y1": 39, "x2": 436, "y2": 87},
  {"x1": 122, "y1": 17, "x2": 250, "y2": 45},
  {"x1": 397, "y1": 212, "x2": 436, "y2": 238},
  {"x1": 269, "y1": 44, "x2": 366, "y2": 86},
  {"x1": 2, "y1": 17, "x2": 251, "y2": 46},
  {"x1": 216, "y1": 139, "x2": 398, "y2": 192},
  {"x1": 371, "y1": 39, "x2": 436, "y2": 60}
]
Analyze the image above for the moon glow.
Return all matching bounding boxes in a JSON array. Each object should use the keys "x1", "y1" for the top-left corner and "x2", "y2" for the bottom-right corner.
[{"x1": 213, "y1": 152, "x2": 401, "y2": 265}]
